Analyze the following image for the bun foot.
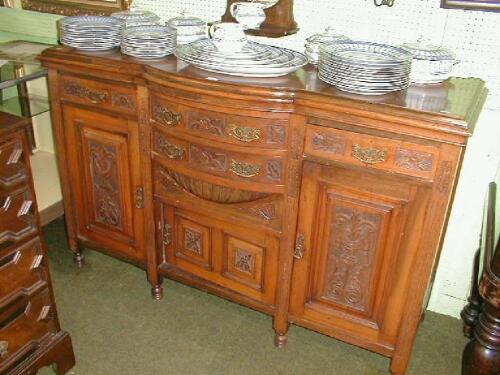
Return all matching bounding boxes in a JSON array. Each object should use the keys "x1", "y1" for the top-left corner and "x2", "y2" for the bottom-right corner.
[
  {"x1": 73, "y1": 252, "x2": 84, "y2": 268},
  {"x1": 151, "y1": 285, "x2": 163, "y2": 300},
  {"x1": 274, "y1": 333, "x2": 288, "y2": 348}
]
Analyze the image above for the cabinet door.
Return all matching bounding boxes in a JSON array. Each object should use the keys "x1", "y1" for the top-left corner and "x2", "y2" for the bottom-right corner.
[
  {"x1": 289, "y1": 162, "x2": 431, "y2": 353},
  {"x1": 157, "y1": 202, "x2": 280, "y2": 306},
  {"x1": 62, "y1": 105, "x2": 145, "y2": 261}
]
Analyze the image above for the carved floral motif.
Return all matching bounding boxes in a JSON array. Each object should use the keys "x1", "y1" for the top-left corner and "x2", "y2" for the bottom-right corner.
[
  {"x1": 436, "y1": 161, "x2": 454, "y2": 194},
  {"x1": 324, "y1": 206, "x2": 380, "y2": 311},
  {"x1": 266, "y1": 160, "x2": 283, "y2": 181},
  {"x1": 184, "y1": 228, "x2": 202, "y2": 255},
  {"x1": 88, "y1": 141, "x2": 122, "y2": 229},
  {"x1": 112, "y1": 93, "x2": 135, "y2": 111},
  {"x1": 268, "y1": 125, "x2": 286, "y2": 144},
  {"x1": 312, "y1": 132, "x2": 346, "y2": 154},
  {"x1": 395, "y1": 149, "x2": 434, "y2": 172},
  {"x1": 188, "y1": 112, "x2": 225, "y2": 136},
  {"x1": 235, "y1": 248, "x2": 254, "y2": 274},
  {"x1": 189, "y1": 145, "x2": 227, "y2": 172}
]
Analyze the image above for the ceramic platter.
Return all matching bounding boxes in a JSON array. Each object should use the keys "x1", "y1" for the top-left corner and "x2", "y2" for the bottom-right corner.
[
  {"x1": 121, "y1": 25, "x2": 177, "y2": 59},
  {"x1": 59, "y1": 16, "x2": 124, "y2": 51},
  {"x1": 318, "y1": 41, "x2": 413, "y2": 95},
  {"x1": 175, "y1": 39, "x2": 307, "y2": 77},
  {"x1": 111, "y1": 10, "x2": 160, "y2": 28}
]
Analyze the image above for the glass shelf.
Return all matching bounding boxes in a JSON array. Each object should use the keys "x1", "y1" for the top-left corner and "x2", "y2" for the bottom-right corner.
[{"x1": 0, "y1": 93, "x2": 50, "y2": 117}]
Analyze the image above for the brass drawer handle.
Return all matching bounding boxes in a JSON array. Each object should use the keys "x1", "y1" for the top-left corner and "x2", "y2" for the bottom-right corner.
[
  {"x1": 154, "y1": 104, "x2": 182, "y2": 127},
  {"x1": 230, "y1": 160, "x2": 260, "y2": 178},
  {"x1": 352, "y1": 144, "x2": 388, "y2": 164},
  {"x1": 229, "y1": 126, "x2": 261, "y2": 143},
  {"x1": 87, "y1": 90, "x2": 107, "y2": 105},
  {"x1": 294, "y1": 234, "x2": 305, "y2": 259},
  {"x1": 0, "y1": 340, "x2": 8, "y2": 359},
  {"x1": 0, "y1": 251, "x2": 21, "y2": 269}
]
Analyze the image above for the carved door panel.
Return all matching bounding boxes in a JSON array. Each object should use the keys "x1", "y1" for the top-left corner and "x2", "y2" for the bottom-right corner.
[
  {"x1": 157, "y1": 203, "x2": 280, "y2": 306},
  {"x1": 62, "y1": 105, "x2": 145, "y2": 261},
  {"x1": 289, "y1": 162, "x2": 431, "y2": 351}
]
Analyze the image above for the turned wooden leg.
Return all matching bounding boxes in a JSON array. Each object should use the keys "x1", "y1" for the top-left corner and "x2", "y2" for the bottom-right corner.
[
  {"x1": 462, "y1": 303, "x2": 500, "y2": 375},
  {"x1": 274, "y1": 332, "x2": 288, "y2": 348},
  {"x1": 73, "y1": 245, "x2": 84, "y2": 269},
  {"x1": 150, "y1": 276, "x2": 164, "y2": 300}
]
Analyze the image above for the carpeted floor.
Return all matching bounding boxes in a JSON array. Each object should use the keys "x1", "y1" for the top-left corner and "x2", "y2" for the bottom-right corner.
[{"x1": 39, "y1": 218, "x2": 467, "y2": 375}]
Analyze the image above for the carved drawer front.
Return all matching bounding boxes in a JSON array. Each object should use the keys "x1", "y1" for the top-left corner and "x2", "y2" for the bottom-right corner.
[
  {"x1": 160, "y1": 205, "x2": 279, "y2": 306},
  {"x1": 60, "y1": 75, "x2": 136, "y2": 115},
  {"x1": 0, "y1": 288, "x2": 56, "y2": 370},
  {"x1": 152, "y1": 128, "x2": 285, "y2": 186},
  {"x1": 304, "y1": 125, "x2": 440, "y2": 180},
  {"x1": 0, "y1": 134, "x2": 27, "y2": 189},
  {"x1": 0, "y1": 186, "x2": 36, "y2": 246},
  {"x1": 0, "y1": 238, "x2": 47, "y2": 304},
  {"x1": 150, "y1": 94, "x2": 288, "y2": 149}
]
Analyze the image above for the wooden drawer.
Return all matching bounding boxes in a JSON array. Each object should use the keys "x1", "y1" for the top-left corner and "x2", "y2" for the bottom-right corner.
[
  {"x1": 304, "y1": 125, "x2": 440, "y2": 180},
  {"x1": 159, "y1": 204, "x2": 280, "y2": 306},
  {"x1": 0, "y1": 238, "x2": 47, "y2": 304},
  {"x1": 150, "y1": 93, "x2": 288, "y2": 149},
  {"x1": 60, "y1": 75, "x2": 136, "y2": 115},
  {"x1": 0, "y1": 289, "x2": 56, "y2": 368},
  {"x1": 0, "y1": 133, "x2": 27, "y2": 189},
  {"x1": 0, "y1": 186, "x2": 36, "y2": 246},
  {"x1": 152, "y1": 127, "x2": 286, "y2": 187}
]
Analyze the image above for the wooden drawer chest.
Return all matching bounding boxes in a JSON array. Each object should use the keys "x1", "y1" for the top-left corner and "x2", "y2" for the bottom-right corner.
[
  {"x1": 0, "y1": 112, "x2": 75, "y2": 375},
  {"x1": 40, "y1": 47, "x2": 487, "y2": 375}
]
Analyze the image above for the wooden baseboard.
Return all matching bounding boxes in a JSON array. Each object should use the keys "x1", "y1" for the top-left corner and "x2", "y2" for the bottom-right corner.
[{"x1": 39, "y1": 200, "x2": 64, "y2": 226}]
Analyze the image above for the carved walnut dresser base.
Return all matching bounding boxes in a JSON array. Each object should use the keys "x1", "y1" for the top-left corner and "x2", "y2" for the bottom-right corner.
[{"x1": 40, "y1": 46, "x2": 487, "y2": 375}]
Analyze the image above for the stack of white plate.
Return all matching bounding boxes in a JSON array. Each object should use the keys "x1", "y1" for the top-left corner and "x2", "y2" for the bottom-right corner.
[
  {"x1": 318, "y1": 41, "x2": 413, "y2": 95},
  {"x1": 111, "y1": 10, "x2": 160, "y2": 28},
  {"x1": 175, "y1": 39, "x2": 307, "y2": 77},
  {"x1": 59, "y1": 16, "x2": 124, "y2": 51},
  {"x1": 121, "y1": 26, "x2": 176, "y2": 59}
]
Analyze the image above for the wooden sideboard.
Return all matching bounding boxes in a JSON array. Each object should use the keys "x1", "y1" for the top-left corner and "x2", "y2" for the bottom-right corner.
[
  {"x1": 0, "y1": 112, "x2": 75, "y2": 375},
  {"x1": 40, "y1": 46, "x2": 487, "y2": 375}
]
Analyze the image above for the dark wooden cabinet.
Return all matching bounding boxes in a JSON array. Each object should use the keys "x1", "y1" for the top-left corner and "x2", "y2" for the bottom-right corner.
[
  {"x1": 61, "y1": 104, "x2": 146, "y2": 264},
  {"x1": 0, "y1": 112, "x2": 75, "y2": 375},
  {"x1": 40, "y1": 47, "x2": 487, "y2": 375}
]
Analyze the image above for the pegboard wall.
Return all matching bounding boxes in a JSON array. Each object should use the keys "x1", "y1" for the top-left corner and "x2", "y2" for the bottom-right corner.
[{"x1": 134, "y1": 0, "x2": 500, "y2": 110}]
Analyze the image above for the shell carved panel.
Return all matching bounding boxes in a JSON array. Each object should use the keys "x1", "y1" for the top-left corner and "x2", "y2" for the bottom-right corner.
[
  {"x1": 323, "y1": 206, "x2": 381, "y2": 312},
  {"x1": 88, "y1": 141, "x2": 122, "y2": 229}
]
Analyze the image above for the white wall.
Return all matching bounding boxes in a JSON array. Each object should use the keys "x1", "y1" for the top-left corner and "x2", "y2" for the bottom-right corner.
[{"x1": 135, "y1": 0, "x2": 500, "y2": 317}]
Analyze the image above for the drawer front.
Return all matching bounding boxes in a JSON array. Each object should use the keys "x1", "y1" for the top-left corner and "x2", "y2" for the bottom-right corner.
[
  {"x1": 150, "y1": 94, "x2": 288, "y2": 149},
  {"x1": 152, "y1": 127, "x2": 286, "y2": 186},
  {"x1": 0, "y1": 134, "x2": 27, "y2": 189},
  {"x1": 60, "y1": 75, "x2": 137, "y2": 115},
  {"x1": 304, "y1": 125, "x2": 440, "y2": 180},
  {"x1": 0, "y1": 289, "x2": 56, "y2": 367},
  {"x1": 0, "y1": 186, "x2": 37, "y2": 246},
  {"x1": 160, "y1": 204, "x2": 280, "y2": 306},
  {"x1": 0, "y1": 238, "x2": 47, "y2": 303}
]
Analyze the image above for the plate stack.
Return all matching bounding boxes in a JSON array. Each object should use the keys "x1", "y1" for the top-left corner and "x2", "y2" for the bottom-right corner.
[
  {"x1": 121, "y1": 26, "x2": 177, "y2": 59},
  {"x1": 111, "y1": 10, "x2": 160, "y2": 28},
  {"x1": 59, "y1": 16, "x2": 124, "y2": 51},
  {"x1": 318, "y1": 41, "x2": 413, "y2": 95},
  {"x1": 175, "y1": 39, "x2": 307, "y2": 77}
]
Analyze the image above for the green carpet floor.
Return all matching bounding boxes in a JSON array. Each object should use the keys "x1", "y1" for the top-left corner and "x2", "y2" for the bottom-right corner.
[{"x1": 39, "y1": 218, "x2": 467, "y2": 375}]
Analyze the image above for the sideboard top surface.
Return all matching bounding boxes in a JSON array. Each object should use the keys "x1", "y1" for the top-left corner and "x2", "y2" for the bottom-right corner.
[{"x1": 40, "y1": 46, "x2": 488, "y2": 134}]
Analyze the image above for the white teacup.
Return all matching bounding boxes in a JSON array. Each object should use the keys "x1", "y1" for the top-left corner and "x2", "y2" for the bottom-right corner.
[
  {"x1": 230, "y1": 2, "x2": 266, "y2": 29},
  {"x1": 209, "y1": 22, "x2": 248, "y2": 52}
]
